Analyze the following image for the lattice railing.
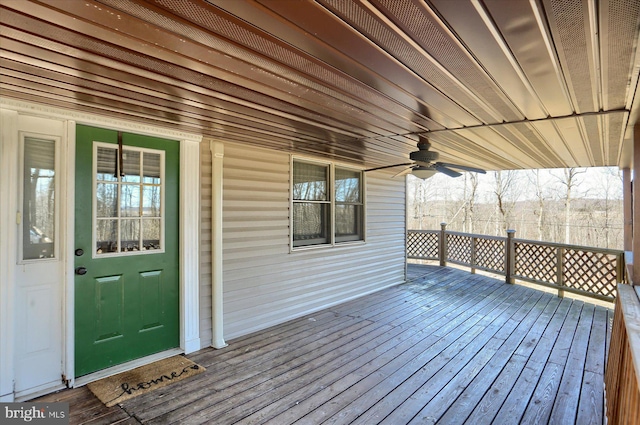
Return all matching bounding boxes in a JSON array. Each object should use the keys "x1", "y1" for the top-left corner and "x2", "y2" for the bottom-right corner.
[
  {"x1": 475, "y1": 237, "x2": 506, "y2": 273},
  {"x1": 512, "y1": 239, "x2": 624, "y2": 301},
  {"x1": 514, "y1": 241, "x2": 557, "y2": 284},
  {"x1": 407, "y1": 226, "x2": 625, "y2": 301},
  {"x1": 407, "y1": 230, "x2": 438, "y2": 259},
  {"x1": 563, "y1": 248, "x2": 619, "y2": 299},
  {"x1": 447, "y1": 233, "x2": 472, "y2": 265}
]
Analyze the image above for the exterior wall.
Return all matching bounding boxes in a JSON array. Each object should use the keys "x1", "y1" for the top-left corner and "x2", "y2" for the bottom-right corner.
[{"x1": 199, "y1": 141, "x2": 406, "y2": 344}]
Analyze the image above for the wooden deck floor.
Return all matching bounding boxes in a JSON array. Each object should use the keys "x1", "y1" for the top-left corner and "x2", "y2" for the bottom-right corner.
[{"x1": 37, "y1": 264, "x2": 613, "y2": 424}]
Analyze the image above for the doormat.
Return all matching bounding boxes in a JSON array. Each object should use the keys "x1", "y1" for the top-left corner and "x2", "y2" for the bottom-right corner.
[{"x1": 87, "y1": 356, "x2": 205, "y2": 407}]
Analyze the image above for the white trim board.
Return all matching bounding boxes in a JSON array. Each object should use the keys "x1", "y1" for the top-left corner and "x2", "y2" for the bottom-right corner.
[
  {"x1": 0, "y1": 109, "x2": 19, "y2": 401},
  {"x1": 0, "y1": 98, "x2": 202, "y2": 142}
]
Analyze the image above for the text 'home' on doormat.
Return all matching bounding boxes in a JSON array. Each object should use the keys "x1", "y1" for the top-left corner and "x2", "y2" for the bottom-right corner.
[{"x1": 87, "y1": 356, "x2": 205, "y2": 407}]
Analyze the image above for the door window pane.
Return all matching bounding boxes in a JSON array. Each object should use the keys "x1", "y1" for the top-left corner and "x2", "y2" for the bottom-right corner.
[
  {"x1": 143, "y1": 219, "x2": 161, "y2": 250},
  {"x1": 96, "y1": 219, "x2": 118, "y2": 254},
  {"x1": 120, "y1": 184, "x2": 141, "y2": 217},
  {"x1": 96, "y1": 147, "x2": 118, "y2": 182},
  {"x1": 142, "y1": 185, "x2": 161, "y2": 217},
  {"x1": 121, "y1": 150, "x2": 141, "y2": 183},
  {"x1": 94, "y1": 143, "x2": 164, "y2": 256},
  {"x1": 143, "y1": 153, "x2": 161, "y2": 184},
  {"x1": 22, "y1": 137, "x2": 56, "y2": 260},
  {"x1": 121, "y1": 219, "x2": 140, "y2": 252},
  {"x1": 96, "y1": 183, "x2": 118, "y2": 217}
]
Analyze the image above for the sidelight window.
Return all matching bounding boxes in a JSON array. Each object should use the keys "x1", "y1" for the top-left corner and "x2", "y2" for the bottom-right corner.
[{"x1": 21, "y1": 135, "x2": 58, "y2": 261}]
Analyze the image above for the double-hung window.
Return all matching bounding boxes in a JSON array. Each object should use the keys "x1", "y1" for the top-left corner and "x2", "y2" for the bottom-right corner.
[{"x1": 292, "y1": 159, "x2": 364, "y2": 248}]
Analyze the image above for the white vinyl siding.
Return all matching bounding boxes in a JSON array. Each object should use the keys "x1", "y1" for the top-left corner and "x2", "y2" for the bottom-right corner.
[
  {"x1": 199, "y1": 141, "x2": 405, "y2": 344},
  {"x1": 199, "y1": 141, "x2": 213, "y2": 345}
]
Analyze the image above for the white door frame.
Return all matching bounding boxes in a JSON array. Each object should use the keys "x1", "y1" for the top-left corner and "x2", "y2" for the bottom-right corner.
[
  {"x1": 0, "y1": 98, "x2": 202, "y2": 399},
  {"x1": 0, "y1": 108, "x2": 19, "y2": 402}
]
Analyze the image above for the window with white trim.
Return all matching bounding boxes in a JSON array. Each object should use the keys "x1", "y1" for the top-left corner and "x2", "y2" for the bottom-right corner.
[
  {"x1": 94, "y1": 143, "x2": 164, "y2": 256},
  {"x1": 292, "y1": 159, "x2": 364, "y2": 248}
]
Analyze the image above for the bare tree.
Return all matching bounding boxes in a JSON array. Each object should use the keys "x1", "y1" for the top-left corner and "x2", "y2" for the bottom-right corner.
[
  {"x1": 493, "y1": 170, "x2": 519, "y2": 234},
  {"x1": 411, "y1": 176, "x2": 428, "y2": 229},
  {"x1": 593, "y1": 168, "x2": 623, "y2": 248},
  {"x1": 463, "y1": 173, "x2": 479, "y2": 233},
  {"x1": 528, "y1": 169, "x2": 548, "y2": 241},
  {"x1": 555, "y1": 168, "x2": 586, "y2": 244},
  {"x1": 407, "y1": 175, "x2": 441, "y2": 229}
]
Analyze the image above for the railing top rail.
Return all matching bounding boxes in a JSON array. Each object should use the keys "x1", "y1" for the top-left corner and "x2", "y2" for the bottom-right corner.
[
  {"x1": 512, "y1": 236, "x2": 624, "y2": 255},
  {"x1": 445, "y1": 230, "x2": 507, "y2": 242},
  {"x1": 407, "y1": 229, "x2": 439, "y2": 234}
]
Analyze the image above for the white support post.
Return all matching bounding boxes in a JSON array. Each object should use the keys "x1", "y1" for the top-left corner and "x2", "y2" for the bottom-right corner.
[
  {"x1": 0, "y1": 109, "x2": 18, "y2": 401},
  {"x1": 623, "y1": 167, "x2": 632, "y2": 252},
  {"x1": 63, "y1": 120, "x2": 76, "y2": 387},
  {"x1": 180, "y1": 140, "x2": 201, "y2": 354},
  {"x1": 633, "y1": 124, "x2": 640, "y2": 285},
  {"x1": 623, "y1": 167, "x2": 633, "y2": 283},
  {"x1": 210, "y1": 141, "x2": 227, "y2": 348}
]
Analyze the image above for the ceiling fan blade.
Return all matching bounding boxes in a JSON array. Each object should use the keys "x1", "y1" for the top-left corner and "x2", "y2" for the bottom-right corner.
[
  {"x1": 433, "y1": 164, "x2": 462, "y2": 178},
  {"x1": 363, "y1": 162, "x2": 413, "y2": 172},
  {"x1": 392, "y1": 166, "x2": 415, "y2": 178},
  {"x1": 436, "y1": 162, "x2": 486, "y2": 173}
]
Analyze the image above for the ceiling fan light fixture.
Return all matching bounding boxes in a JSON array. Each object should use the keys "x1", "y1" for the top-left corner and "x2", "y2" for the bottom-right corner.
[{"x1": 412, "y1": 166, "x2": 438, "y2": 179}]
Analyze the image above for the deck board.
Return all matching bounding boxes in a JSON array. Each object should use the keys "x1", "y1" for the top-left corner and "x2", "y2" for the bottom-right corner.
[
  {"x1": 488, "y1": 297, "x2": 572, "y2": 425},
  {"x1": 376, "y1": 291, "x2": 547, "y2": 424},
  {"x1": 402, "y1": 294, "x2": 551, "y2": 423},
  {"x1": 35, "y1": 265, "x2": 612, "y2": 424}
]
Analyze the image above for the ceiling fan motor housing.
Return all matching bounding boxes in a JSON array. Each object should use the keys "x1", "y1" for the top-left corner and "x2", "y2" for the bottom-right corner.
[{"x1": 410, "y1": 149, "x2": 439, "y2": 163}]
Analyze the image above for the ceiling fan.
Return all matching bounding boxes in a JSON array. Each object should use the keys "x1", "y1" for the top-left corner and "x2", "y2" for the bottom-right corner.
[{"x1": 364, "y1": 140, "x2": 486, "y2": 179}]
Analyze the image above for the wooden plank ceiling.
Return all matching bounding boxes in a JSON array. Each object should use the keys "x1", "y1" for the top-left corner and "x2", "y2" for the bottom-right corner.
[{"x1": 1, "y1": 0, "x2": 639, "y2": 171}]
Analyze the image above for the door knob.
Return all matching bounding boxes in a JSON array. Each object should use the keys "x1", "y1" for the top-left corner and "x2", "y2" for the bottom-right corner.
[{"x1": 75, "y1": 267, "x2": 87, "y2": 275}]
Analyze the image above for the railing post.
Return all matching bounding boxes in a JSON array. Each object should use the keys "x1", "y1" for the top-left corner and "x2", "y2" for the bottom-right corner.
[
  {"x1": 617, "y1": 251, "x2": 625, "y2": 284},
  {"x1": 470, "y1": 236, "x2": 477, "y2": 274},
  {"x1": 439, "y1": 222, "x2": 447, "y2": 267},
  {"x1": 557, "y1": 247, "x2": 565, "y2": 298},
  {"x1": 506, "y1": 229, "x2": 515, "y2": 283}
]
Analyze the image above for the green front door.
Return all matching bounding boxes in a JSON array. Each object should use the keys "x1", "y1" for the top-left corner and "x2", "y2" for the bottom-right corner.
[{"x1": 74, "y1": 125, "x2": 180, "y2": 377}]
